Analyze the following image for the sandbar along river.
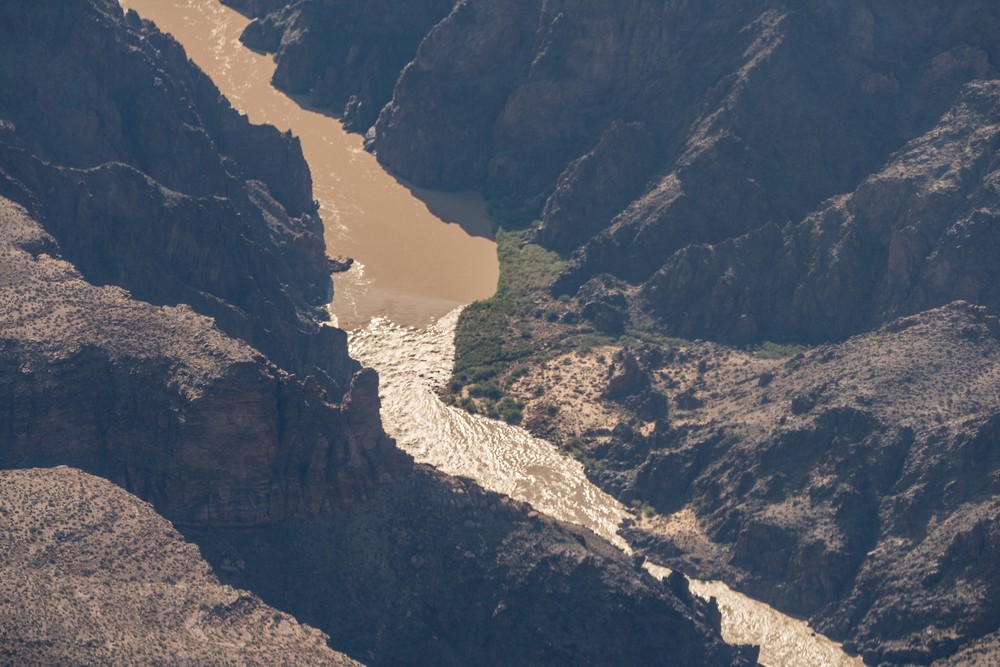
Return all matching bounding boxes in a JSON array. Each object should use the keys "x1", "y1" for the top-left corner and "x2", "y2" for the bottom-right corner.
[{"x1": 120, "y1": 2, "x2": 863, "y2": 664}]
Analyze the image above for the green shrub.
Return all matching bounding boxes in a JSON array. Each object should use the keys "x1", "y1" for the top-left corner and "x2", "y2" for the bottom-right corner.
[
  {"x1": 749, "y1": 341, "x2": 810, "y2": 359},
  {"x1": 496, "y1": 396, "x2": 524, "y2": 424},
  {"x1": 468, "y1": 380, "x2": 502, "y2": 400}
]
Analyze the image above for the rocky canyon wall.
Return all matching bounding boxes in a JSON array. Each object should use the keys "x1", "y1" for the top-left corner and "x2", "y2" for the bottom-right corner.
[
  {"x1": 0, "y1": 2, "x2": 756, "y2": 664},
  {"x1": 0, "y1": 0, "x2": 356, "y2": 396},
  {"x1": 250, "y1": 0, "x2": 1000, "y2": 345}
]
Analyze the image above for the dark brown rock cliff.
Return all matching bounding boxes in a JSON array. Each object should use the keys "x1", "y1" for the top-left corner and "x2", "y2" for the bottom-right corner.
[
  {"x1": 224, "y1": 0, "x2": 455, "y2": 131},
  {"x1": 0, "y1": 0, "x2": 355, "y2": 397},
  {"x1": 640, "y1": 80, "x2": 1000, "y2": 344},
  {"x1": 0, "y1": 198, "x2": 408, "y2": 526}
]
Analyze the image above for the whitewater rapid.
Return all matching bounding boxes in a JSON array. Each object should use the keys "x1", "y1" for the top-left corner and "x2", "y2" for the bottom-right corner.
[{"x1": 349, "y1": 309, "x2": 864, "y2": 667}]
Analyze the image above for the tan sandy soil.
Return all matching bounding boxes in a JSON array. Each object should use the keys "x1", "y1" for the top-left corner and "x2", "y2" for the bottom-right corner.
[{"x1": 0, "y1": 466, "x2": 360, "y2": 666}]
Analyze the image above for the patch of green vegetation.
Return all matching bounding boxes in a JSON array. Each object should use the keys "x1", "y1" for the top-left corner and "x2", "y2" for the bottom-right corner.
[
  {"x1": 468, "y1": 379, "x2": 502, "y2": 400},
  {"x1": 452, "y1": 228, "x2": 565, "y2": 389},
  {"x1": 485, "y1": 200, "x2": 535, "y2": 230},
  {"x1": 564, "y1": 436, "x2": 599, "y2": 469},
  {"x1": 496, "y1": 396, "x2": 525, "y2": 424},
  {"x1": 748, "y1": 341, "x2": 810, "y2": 359},
  {"x1": 625, "y1": 330, "x2": 688, "y2": 349},
  {"x1": 565, "y1": 331, "x2": 617, "y2": 355},
  {"x1": 629, "y1": 499, "x2": 658, "y2": 518},
  {"x1": 200, "y1": 598, "x2": 225, "y2": 612}
]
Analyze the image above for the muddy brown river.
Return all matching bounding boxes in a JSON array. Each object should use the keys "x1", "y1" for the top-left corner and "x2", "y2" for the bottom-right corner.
[
  {"x1": 120, "y1": 2, "x2": 864, "y2": 664},
  {"x1": 121, "y1": 0, "x2": 497, "y2": 330}
]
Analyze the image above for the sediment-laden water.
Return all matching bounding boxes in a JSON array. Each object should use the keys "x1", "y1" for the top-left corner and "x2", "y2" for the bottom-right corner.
[
  {"x1": 121, "y1": 2, "x2": 865, "y2": 664},
  {"x1": 119, "y1": 0, "x2": 497, "y2": 330}
]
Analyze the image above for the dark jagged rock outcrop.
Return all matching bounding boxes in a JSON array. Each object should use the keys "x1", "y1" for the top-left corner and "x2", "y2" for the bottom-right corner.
[
  {"x1": 0, "y1": 198, "x2": 408, "y2": 526},
  {"x1": 0, "y1": 0, "x2": 356, "y2": 397},
  {"x1": 223, "y1": 0, "x2": 454, "y2": 131},
  {"x1": 189, "y1": 466, "x2": 758, "y2": 667},
  {"x1": 361, "y1": 0, "x2": 1000, "y2": 344},
  {"x1": 607, "y1": 303, "x2": 1000, "y2": 665},
  {"x1": 0, "y1": 467, "x2": 360, "y2": 666},
  {"x1": 640, "y1": 80, "x2": 1000, "y2": 344}
]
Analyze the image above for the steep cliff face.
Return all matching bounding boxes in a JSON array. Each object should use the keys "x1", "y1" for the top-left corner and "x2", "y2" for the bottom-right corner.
[
  {"x1": 189, "y1": 466, "x2": 758, "y2": 667},
  {"x1": 0, "y1": 467, "x2": 360, "y2": 666},
  {"x1": 364, "y1": 0, "x2": 1000, "y2": 343},
  {"x1": 224, "y1": 0, "x2": 455, "y2": 131},
  {"x1": 507, "y1": 302, "x2": 1000, "y2": 665},
  {"x1": 640, "y1": 80, "x2": 1000, "y2": 344},
  {"x1": 0, "y1": 198, "x2": 408, "y2": 526},
  {"x1": 0, "y1": 0, "x2": 356, "y2": 397}
]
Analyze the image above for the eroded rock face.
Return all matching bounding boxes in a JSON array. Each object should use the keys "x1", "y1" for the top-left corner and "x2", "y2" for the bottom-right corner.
[
  {"x1": 188, "y1": 466, "x2": 759, "y2": 667},
  {"x1": 0, "y1": 199, "x2": 409, "y2": 527},
  {"x1": 640, "y1": 80, "x2": 1000, "y2": 344},
  {"x1": 0, "y1": 466, "x2": 361, "y2": 666},
  {"x1": 0, "y1": 0, "x2": 356, "y2": 397},
  {"x1": 613, "y1": 303, "x2": 1000, "y2": 665},
  {"x1": 224, "y1": 0, "x2": 455, "y2": 131}
]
